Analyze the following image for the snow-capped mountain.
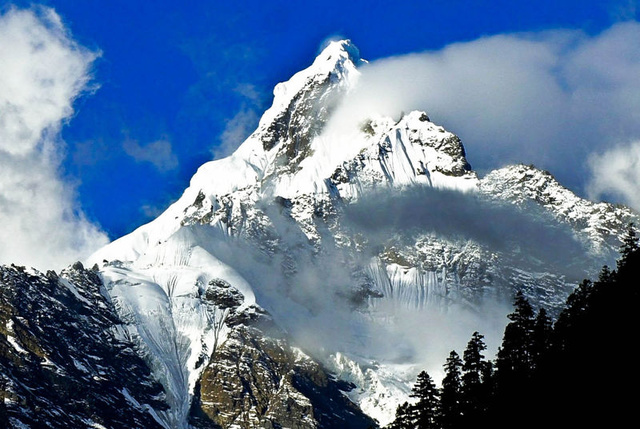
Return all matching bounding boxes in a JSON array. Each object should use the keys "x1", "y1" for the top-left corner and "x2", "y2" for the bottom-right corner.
[{"x1": 2, "y1": 40, "x2": 637, "y2": 428}]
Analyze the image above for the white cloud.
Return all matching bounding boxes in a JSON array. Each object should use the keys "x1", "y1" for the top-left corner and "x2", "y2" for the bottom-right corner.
[
  {"x1": 212, "y1": 83, "x2": 263, "y2": 159},
  {"x1": 213, "y1": 107, "x2": 259, "y2": 159},
  {"x1": 328, "y1": 22, "x2": 640, "y2": 198},
  {"x1": 123, "y1": 137, "x2": 179, "y2": 171},
  {"x1": 0, "y1": 6, "x2": 109, "y2": 271},
  {"x1": 587, "y1": 141, "x2": 640, "y2": 211}
]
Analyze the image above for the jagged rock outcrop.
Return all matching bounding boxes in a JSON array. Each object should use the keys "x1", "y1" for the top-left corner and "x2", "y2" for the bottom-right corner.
[
  {"x1": 0, "y1": 263, "x2": 168, "y2": 428},
  {"x1": 190, "y1": 324, "x2": 374, "y2": 429}
]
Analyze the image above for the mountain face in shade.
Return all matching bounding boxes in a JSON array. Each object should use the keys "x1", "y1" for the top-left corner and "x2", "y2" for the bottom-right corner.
[{"x1": 2, "y1": 40, "x2": 638, "y2": 428}]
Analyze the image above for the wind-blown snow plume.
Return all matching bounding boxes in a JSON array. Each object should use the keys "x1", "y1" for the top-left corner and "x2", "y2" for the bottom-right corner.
[{"x1": 0, "y1": 6, "x2": 109, "y2": 270}]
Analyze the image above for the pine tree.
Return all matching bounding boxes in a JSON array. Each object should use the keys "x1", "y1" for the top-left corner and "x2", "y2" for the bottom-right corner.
[
  {"x1": 462, "y1": 332, "x2": 486, "y2": 388},
  {"x1": 496, "y1": 291, "x2": 535, "y2": 379},
  {"x1": 530, "y1": 307, "x2": 552, "y2": 371},
  {"x1": 494, "y1": 292, "x2": 548, "y2": 427},
  {"x1": 388, "y1": 401, "x2": 416, "y2": 429},
  {"x1": 461, "y1": 332, "x2": 489, "y2": 425},
  {"x1": 410, "y1": 370, "x2": 440, "y2": 429},
  {"x1": 618, "y1": 222, "x2": 639, "y2": 271},
  {"x1": 616, "y1": 224, "x2": 640, "y2": 303},
  {"x1": 440, "y1": 351, "x2": 463, "y2": 429}
]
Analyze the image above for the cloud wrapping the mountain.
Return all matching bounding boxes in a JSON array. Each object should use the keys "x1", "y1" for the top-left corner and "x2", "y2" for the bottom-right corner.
[
  {"x1": 0, "y1": 6, "x2": 109, "y2": 270},
  {"x1": 329, "y1": 22, "x2": 640, "y2": 204},
  {"x1": 193, "y1": 184, "x2": 595, "y2": 377},
  {"x1": 342, "y1": 186, "x2": 592, "y2": 274}
]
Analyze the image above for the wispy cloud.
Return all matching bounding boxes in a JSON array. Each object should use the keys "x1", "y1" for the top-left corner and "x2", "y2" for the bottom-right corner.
[
  {"x1": 214, "y1": 108, "x2": 259, "y2": 159},
  {"x1": 212, "y1": 84, "x2": 263, "y2": 159},
  {"x1": 123, "y1": 136, "x2": 179, "y2": 172},
  {"x1": 587, "y1": 141, "x2": 640, "y2": 211},
  {"x1": 607, "y1": 0, "x2": 639, "y2": 21},
  {"x1": 0, "y1": 6, "x2": 109, "y2": 270}
]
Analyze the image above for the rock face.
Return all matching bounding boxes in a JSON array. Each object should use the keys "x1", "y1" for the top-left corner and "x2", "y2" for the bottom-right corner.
[
  {"x1": 0, "y1": 260, "x2": 375, "y2": 429},
  {"x1": 190, "y1": 278, "x2": 376, "y2": 428},
  {"x1": 191, "y1": 325, "x2": 374, "y2": 429},
  {"x1": 0, "y1": 263, "x2": 167, "y2": 428},
  {"x1": 2, "y1": 39, "x2": 639, "y2": 428}
]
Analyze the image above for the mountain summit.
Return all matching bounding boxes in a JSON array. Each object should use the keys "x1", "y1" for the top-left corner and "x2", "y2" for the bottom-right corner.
[{"x1": 2, "y1": 41, "x2": 637, "y2": 428}]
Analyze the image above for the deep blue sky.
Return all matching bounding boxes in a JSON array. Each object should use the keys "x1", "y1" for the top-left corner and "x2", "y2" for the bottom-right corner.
[{"x1": 6, "y1": 0, "x2": 637, "y2": 239}]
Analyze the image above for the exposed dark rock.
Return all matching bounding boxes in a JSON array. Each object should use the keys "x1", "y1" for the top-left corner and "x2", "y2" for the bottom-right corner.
[
  {"x1": 190, "y1": 325, "x2": 376, "y2": 429},
  {"x1": 0, "y1": 264, "x2": 168, "y2": 428}
]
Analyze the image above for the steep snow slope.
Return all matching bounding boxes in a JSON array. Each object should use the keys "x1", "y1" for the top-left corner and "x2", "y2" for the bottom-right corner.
[{"x1": 87, "y1": 40, "x2": 638, "y2": 427}]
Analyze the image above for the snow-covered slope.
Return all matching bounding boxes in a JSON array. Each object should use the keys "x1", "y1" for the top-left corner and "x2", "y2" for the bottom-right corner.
[
  {"x1": 479, "y1": 164, "x2": 636, "y2": 253},
  {"x1": 86, "y1": 40, "x2": 638, "y2": 427}
]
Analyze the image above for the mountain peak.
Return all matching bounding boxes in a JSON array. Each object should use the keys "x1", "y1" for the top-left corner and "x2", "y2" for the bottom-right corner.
[
  {"x1": 245, "y1": 38, "x2": 363, "y2": 166},
  {"x1": 315, "y1": 39, "x2": 363, "y2": 66}
]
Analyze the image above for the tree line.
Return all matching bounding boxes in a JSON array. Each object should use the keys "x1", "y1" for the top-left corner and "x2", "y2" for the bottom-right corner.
[{"x1": 388, "y1": 225, "x2": 639, "y2": 428}]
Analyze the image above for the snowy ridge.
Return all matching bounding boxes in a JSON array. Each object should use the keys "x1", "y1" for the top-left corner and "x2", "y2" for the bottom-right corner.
[{"x1": 479, "y1": 164, "x2": 638, "y2": 254}]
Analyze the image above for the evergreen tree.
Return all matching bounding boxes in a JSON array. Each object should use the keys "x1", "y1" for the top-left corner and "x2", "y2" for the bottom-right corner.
[
  {"x1": 496, "y1": 291, "x2": 535, "y2": 385},
  {"x1": 616, "y1": 223, "x2": 640, "y2": 301},
  {"x1": 618, "y1": 222, "x2": 639, "y2": 271},
  {"x1": 494, "y1": 292, "x2": 554, "y2": 428},
  {"x1": 440, "y1": 351, "x2": 463, "y2": 429},
  {"x1": 462, "y1": 331, "x2": 486, "y2": 388},
  {"x1": 410, "y1": 371, "x2": 440, "y2": 429},
  {"x1": 598, "y1": 264, "x2": 613, "y2": 283},
  {"x1": 530, "y1": 307, "x2": 552, "y2": 371},
  {"x1": 388, "y1": 402, "x2": 416, "y2": 429},
  {"x1": 461, "y1": 332, "x2": 489, "y2": 425}
]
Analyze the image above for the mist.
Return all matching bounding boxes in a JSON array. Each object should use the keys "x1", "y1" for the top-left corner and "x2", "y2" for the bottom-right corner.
[
  {"x1": 343, "y1": 185, "x2": 593, "y2": 277},
  {"x1": 186, "y1": 181, "x2": 596, "y2": 383}
]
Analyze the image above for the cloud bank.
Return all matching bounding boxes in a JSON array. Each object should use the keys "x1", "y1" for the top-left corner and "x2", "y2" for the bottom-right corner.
[
  {"x1": 329, "y1": 22, "x2": 640, "y2": 210},
  {"x1": 0, "y1": 6, "x2": 109, "y2": 270},
  {"x1": 343, "y1": 186, "x2": 591, "y2": 275}
]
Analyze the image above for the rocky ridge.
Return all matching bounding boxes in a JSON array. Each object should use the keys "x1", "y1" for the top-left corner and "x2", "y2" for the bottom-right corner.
[{"x1": 0, "y1": 263, "x2": 168, "y2": 428}]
